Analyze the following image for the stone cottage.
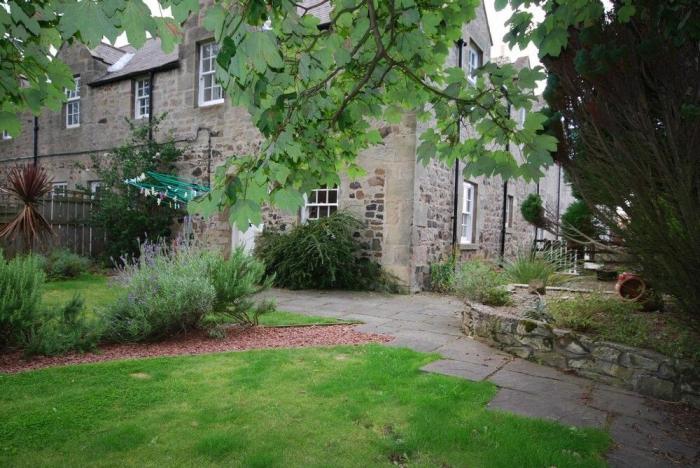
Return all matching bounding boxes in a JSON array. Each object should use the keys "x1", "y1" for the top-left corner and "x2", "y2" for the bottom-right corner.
[{"x1": 0, "y1": 1, "x2": 572, "y2": 291}]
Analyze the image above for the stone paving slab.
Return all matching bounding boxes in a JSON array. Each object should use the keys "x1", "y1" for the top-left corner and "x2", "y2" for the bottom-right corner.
[
  {"x1": 422, "y1": 358, "x2": 501, "y2": 381},
  {"x1": 262, "y1": 289, "x2": 700, "y2": 467},
  {"x1": 488, "y1": 387, "x2": 609, "y2": 428}
]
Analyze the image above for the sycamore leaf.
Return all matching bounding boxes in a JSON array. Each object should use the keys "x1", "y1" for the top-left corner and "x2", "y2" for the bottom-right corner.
[
  {"x1": 0, "y1": 111, "x2": 21, "y2": 136},
  {"x1": 271, "y1": 187, "x2": 304, "y2": 213},
  {"x1": 228, "y1": 199, "x2": 262, "y2": 229}
]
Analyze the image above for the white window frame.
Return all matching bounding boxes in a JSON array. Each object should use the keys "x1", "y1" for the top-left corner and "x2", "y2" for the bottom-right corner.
[
  {"x1": 461, "y1": 181, "x2": 477, "y2": 244},
  {"x1": 52, "y1": 182, "x2": 68, "y2": 197},
  {"x1": 506, "y1": 194, "x2": 515, "y2": 228},
  {"x1": 1, "y1": 130, "x2": 11, "y2": 140},
  {"x1": 65, "y1": 76, "x2": 81, "y2": 128},
  {"x1": 134, "y1": 78, "x2": 150, "y2": 119},
  {"x1": 198, "y1": 42, "x2": 224, "y2": 107},
  {"x1": 89, "y1": 180, "x2": 102, "y2": 198},
  {"x1": 302, "y1": 186, "x2": 339, "y2": 222},
  {"x1": 518, "y1": 108, "x2": 527, "y2": 128},
  {"x1": 467, "y1": 41, "x2": 483, "y2": 84}
]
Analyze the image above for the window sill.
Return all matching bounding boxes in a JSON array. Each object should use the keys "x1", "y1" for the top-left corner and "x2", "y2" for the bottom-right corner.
[
  {"x1": 198, "y1": 99, "x2": 224, "y2": 108},
  {"x1": 459, "y1": 242, "x2": 479, "y2": 251},
  {"x1": 66, "y1": 124, "x2": 80, "y2": 129}
]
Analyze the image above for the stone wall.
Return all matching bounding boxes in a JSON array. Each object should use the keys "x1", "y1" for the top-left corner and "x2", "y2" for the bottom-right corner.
[{"x1": 462, "y1": 301, "x2": 700, "y2": 407}]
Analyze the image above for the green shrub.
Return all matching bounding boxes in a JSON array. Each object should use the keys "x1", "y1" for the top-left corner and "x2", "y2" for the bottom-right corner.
[
  {"x1": 504, "y1": 251, "x2": 568, "y2": 287},
  {"x1": 103, "y1": 242, "x2": 217, "y2": 342},
  {"x1": 0, "y1": 252, "x2": 95, "y2": 355},
  {"x1": 520, "y1": 193, "x2": 546, "y2": 227},
  {"x1": 548, "y1": 294, "x2": 641, "y2": 333},
  {"x1": 204, "y1": 248, "x2": 275, "y2": 334},
  {"x1": 25, "y1": 295, "x2": 100, "y2": 356},
  {"x1": 90, "y1": 117, "x2": 181, "y2": 263},
  {"x1": 43, "y1": 249, "x2": 91, "y2": 279},
  {"x1": 0, "y1": 253, "x2": 45, "y2": 350},
  {"x1": 453, "y1": 259, "x2": 511, "y2": 306},
  {"x1": 255, "y1": 212, "x2": 399, "y2": 291},
  {"x1": 561, "y1": 200, "x2": 599, "y2": 241},
  {"x1": 104, "y1": 241, "x2": 276, "y2": 342},
  {"x1": 430, "y1": 258, "x2": 456, "y2": 293}
]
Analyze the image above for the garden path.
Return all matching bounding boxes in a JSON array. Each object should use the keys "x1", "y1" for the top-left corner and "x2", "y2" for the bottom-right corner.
[{"x1": 260, "y1": 288, "x2": 699, "y2": 467}]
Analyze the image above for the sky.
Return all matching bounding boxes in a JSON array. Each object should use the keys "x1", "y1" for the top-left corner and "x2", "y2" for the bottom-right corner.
[
  {"x1": 483, "y1": 1, "x2": 543, "y2": 67},
  {"x1": 120, "y1": 0, "x2": 542, "y2": 65}
]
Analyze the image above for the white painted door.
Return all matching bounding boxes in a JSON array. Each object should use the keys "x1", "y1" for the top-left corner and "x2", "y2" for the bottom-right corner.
[{"x1": 231, "y1": 223, "x2": 263, "y2": 254}]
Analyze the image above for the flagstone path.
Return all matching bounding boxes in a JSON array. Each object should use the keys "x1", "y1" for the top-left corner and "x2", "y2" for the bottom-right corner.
[{"x1": 260, "y1": 288, "x2": 699, "y2": 467}]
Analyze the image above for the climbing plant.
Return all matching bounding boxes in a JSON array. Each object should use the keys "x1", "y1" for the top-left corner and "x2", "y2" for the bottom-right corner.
[{"x1": 90, "y1": 118, "x2": 182, "y2": 262}]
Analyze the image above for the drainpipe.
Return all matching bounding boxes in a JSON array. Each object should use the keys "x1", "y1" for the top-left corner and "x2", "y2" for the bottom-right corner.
[
  {"x1": 499, "y1": 100, "x2": 512, "y2": 262},
  {"x1": 534, "y1": 180, "x2": 540, "y2": 247},
  {"x1": 148, "y1": 71, "x2": 155, "y2": 141},
  {"x1": 451, "y1": 39, "x2": 465, "y2": 252},
  {"x1": 555, "y1": 163, "x2": 562, "y2": 238},
  {"x1": 32, "y1": 117, "x2": 39, "y2": 166}
]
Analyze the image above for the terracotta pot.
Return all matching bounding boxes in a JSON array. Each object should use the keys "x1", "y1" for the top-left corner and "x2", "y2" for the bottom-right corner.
[{"x1": 615, "y1": 272, "x2": 647, "y2": 301}]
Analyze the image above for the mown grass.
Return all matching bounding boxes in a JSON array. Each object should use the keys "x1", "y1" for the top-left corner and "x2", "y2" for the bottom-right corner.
[
  {"x1": 42, "y1": 274, "x2": 347, "y2": 327},
  {"x1": 42, "y1": 273, "x2": 121, "y2": 314},
  {"x1": 0, "y1": 345, "x2": 609, "y2": 467}
]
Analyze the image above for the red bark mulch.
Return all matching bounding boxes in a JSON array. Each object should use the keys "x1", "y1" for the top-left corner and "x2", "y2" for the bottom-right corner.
[{"x1": 0, "y1": 325, "x2": 392, "y2": 374}]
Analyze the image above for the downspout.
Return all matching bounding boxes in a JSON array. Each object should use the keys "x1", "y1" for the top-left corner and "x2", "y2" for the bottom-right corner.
[
  {"x1": 499, "y1": 101, "x2": 512, "y2": 262},
  {"x1": 32, "y1": 117, "x2": 39, "y2": 166},
  {"x1": 555, "y1": 163, "x2": 562, "y2": 238},
  {"x1": 207, "y1": 129, "x2": 212, "y2": 186},
  {"x1": 534, "y1": 180, "x2": 540, "y2": 246},
  {"x1": 148, "y1": 71, "x2": 155, "y2": 141},
  {"x1": 451, "y1": 39, "x2": 465, "y2": 252}
]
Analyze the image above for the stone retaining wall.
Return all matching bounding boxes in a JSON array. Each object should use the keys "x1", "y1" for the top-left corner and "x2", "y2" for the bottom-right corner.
[{"x1": 462, "y1": 301, "x2": 700, "y2": 407}]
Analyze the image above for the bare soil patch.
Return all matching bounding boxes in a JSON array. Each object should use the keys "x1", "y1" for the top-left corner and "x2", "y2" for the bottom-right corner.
[{"x1": 0, "y1": 325, "x2": 391, "y2": 373}]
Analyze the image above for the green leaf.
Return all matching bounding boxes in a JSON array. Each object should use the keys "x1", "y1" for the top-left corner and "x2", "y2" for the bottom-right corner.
[
  {"x1": 121, "y1": 1, "x2": 154, "y2": 47},
  {"x1": 203, "y1": 4, "x2": 226, "y2": 40},
  {"x1": 617, "y1": 4, "x2": 636, "y2": 23},
  {"x1": 271, "y1": 188, "x2": 303, "y2": 213},
  {"x1": 228, "y1": 199, "x2": 262, "y2": 230},
  {"x1": 0, "y1": 111, "x2": 21, "y2": 136}
]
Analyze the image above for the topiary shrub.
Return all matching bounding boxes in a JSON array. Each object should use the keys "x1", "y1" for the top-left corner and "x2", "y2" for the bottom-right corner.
[
  {"x1": 42, "y1": 249, "x2": 91, "y2": 279},
  {"x1": 520, "y1": 193, "x2": 546, "y2": 228},
  {"x1": 255, "y1": 211, "x2": 398, "y2": 291},
  {"x1": 453, "y1": 259, "x2": 512, "y2": 306}
]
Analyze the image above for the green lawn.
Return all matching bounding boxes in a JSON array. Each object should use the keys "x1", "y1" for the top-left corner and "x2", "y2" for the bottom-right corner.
[
  {"x1": 42, "y1": 274, "x2": 348, "y2": 327},
  {"x1": 0, "y1": 345, "x2": 609, "y2": 467},
  {"x1": 42, "y1": 273, "x2": 121, "y2": 314}
]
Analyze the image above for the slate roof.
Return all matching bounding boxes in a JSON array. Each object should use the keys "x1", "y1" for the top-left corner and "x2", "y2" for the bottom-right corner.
[
  {"x1": 90, "y1": 38, "x2": 179, "y2": 86},
  {"x1": 90, "y1": 43, "x2": 127, "y2": 65}
]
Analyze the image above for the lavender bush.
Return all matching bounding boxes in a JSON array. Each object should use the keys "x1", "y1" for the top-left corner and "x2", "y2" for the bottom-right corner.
[
  {"x1": 103, "y1": 238, "x2": 274, "y2": 342},
  {"x1": 103, "y1": 239, "x2": 216, "y2": 342}
]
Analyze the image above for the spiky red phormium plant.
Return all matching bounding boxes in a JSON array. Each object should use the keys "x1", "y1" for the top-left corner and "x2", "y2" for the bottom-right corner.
[{"x1": 0, "y1": 165, "x2": 53, "y2": 250}]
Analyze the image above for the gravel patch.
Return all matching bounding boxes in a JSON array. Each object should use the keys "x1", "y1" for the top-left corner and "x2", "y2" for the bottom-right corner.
[{"x1": 0, "y1": 325, "x2": 392, "y2": 374}]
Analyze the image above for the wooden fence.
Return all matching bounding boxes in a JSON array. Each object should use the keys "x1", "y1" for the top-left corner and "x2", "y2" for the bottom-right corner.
[{"x1": 0, "y1": 190, "x2": 106, "y2": 258}]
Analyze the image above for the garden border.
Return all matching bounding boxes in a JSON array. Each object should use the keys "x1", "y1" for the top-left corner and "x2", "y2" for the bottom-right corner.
[{"x1": 461, "y1": 296, "x2": 700, "y2": 408}]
